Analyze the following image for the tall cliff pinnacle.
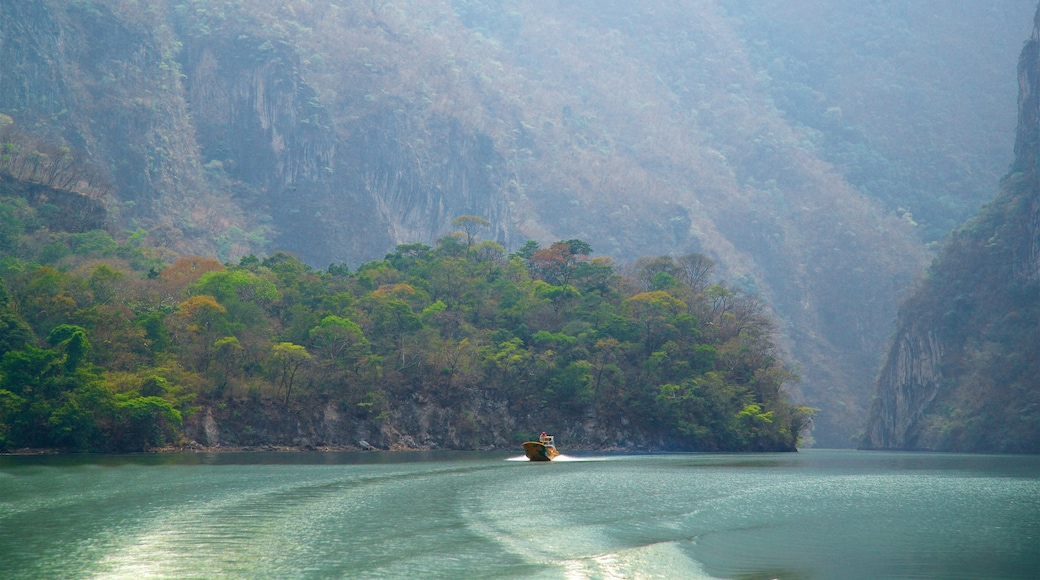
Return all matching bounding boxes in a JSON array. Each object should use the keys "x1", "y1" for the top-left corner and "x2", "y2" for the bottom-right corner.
[
  {"x1": 1013, "y1": 5, "x2": 1040, "y2": 177},
  {"x1": 861, "y1": 3, "x2": 1040, "y2": 453}
]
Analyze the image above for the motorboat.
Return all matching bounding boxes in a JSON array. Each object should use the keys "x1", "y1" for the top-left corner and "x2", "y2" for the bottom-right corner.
[{"x1": 522, "y1": 433, "x2": 559, "y2": 461}]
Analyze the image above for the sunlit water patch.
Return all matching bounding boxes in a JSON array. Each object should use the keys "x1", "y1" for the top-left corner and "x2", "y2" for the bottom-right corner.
[{"x1": 1, "y1": 450, "x2": 1038, "y2": 578}]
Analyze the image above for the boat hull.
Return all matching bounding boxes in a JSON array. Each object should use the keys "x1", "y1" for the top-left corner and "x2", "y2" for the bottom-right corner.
[{"x1": 522, "y1": 441, "x2": 559, "y2": 461}]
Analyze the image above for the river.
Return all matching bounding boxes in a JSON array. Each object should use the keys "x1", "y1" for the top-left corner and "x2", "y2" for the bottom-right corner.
[{"x1": 1, "y1": 449, "x2": 1037, "y2": 579}]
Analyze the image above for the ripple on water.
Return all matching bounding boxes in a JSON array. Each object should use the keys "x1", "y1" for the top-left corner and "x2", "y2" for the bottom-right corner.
[{"x1": 1, "y1": 451, "x2": 1038, "y2": 579}]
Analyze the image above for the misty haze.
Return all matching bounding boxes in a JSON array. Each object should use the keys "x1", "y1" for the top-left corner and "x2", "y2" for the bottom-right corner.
[{"x1": 1, "y1": 1, "x2": 1039, "y2": 577}]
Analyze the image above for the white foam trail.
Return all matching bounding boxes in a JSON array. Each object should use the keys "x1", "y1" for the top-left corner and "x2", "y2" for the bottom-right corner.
[
  {"x1": 506, "y1": 454, "x2": 613, "y2": 462},
  {"x1": 552, "y1": 455, "x2": 611, "y2": 462}
]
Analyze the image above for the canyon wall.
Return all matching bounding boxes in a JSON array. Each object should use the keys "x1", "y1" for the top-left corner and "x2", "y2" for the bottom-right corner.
[{"x1": 862, "y1": 7, "x2": 1040, "y2": 453}]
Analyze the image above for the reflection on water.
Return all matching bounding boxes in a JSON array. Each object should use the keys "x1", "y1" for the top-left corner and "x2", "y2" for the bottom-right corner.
[{"x1": 1, "y1": 450, "x2": 1038, "y2": 579}]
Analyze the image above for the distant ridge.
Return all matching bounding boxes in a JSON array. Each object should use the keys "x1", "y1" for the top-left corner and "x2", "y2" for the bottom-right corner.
[{"x1": 1, "y1": 1, "x2": 1034, "y2": 446}]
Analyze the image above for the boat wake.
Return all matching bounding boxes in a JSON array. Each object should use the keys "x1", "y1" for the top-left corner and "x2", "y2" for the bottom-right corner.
[
  {"x1": 506, "y1": 454, "x2": 611, "y2": 462},
  {"x1": 559, "y1": 540, "x2": 721, "y2": 579}
]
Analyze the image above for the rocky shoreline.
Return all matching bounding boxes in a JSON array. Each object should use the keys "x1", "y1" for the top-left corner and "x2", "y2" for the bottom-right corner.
[{"x1": 2, "y1": 392, "x2": 797, "y2": 455}]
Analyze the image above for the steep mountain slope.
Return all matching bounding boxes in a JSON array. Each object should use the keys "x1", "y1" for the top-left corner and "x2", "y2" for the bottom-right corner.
[
  {"x1": 725, "y1": 0, "x2": 1034, "y2": 241},
  {"x1": 0, "y1": 0, "x2": 1034, "y2": 445},
  {"x1": 862, "y1": 6, "x2": 1040, "y2": 453}
]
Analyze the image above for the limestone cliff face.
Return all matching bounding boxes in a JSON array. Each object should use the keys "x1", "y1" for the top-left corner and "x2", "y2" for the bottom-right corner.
[
  {"x1": 3, "y1": 1, "x2": 1033, "y2": 448},
  {"x1": 175, "y1": 18, "x2": 513, "y2": 266},
  {"x1": 0, "y1": 0, "x2": 259, "y2": 262},
  {"x1": 183, "y1": 394, "x2": 684, "y2": 453},
  {"x1": 1017, "y1": 8, "x2": 1040, "y2": 284},
  {"x1": 183, "y1": 37, "x2": 336, "y2": 195},
  {"x1": 0, "y1": 1, "x2": 511, "y2": 264},
  {"x1": 862, "y1": 324, "x2": 945, "y2": 449},
  {"x1": 335, "y1": 113, "x2": 513, "y2": 262},
  {"x1": 177, "y1": 32, "x2": 343, "y2": 260},
  {"x1": 861, "y1": 7, "x2": 1040, "y2": 453}
]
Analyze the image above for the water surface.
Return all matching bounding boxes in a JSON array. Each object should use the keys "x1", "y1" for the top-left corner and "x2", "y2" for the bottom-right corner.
[{"x1": 1, "y1": 450, "x2": 1037, "y2": 578}]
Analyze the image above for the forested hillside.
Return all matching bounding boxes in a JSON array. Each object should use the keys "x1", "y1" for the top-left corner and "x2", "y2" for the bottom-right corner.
[
  {"x1": 0, "y1": 1, "x2": 1035, "y2": 446},
  {"x1": 0, "y1": 196, "x2": 809, "y2": 452},
  {"x1": 862, "y1": 6, "x2": 1040, "y2": 454}
]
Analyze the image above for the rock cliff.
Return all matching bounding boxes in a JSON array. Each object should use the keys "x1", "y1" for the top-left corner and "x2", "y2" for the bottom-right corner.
[
  {"x1": 2, "y1": 1, "x2": 1034, "y2": 447},
  {"x1": 862, "y1": 6, "x2": 1040, "y2": 453},
  {"x1": 0, "y1": 175, "x2": 107, "y2": 233},
  {"x1": 182, "y1": 393, "x2": 695, "y2": 453}
]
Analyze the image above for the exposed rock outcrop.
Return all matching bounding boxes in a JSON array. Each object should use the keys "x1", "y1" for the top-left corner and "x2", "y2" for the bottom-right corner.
[
  {"x1": 2, "y1": 1, "x2": 1033, "y2": 447},
  {"x1": 182, "y1": 394, "x2": 669, "y2": 453},
  {"x1": 861, "y1": 6, "x2": 1040, "y2": 453},
  {"x1": 0, "y1": 175, "x2": 107, "y2": 233},
  {"x1": 862, "y1": 324, "x2": 944, "y2": 449},
  {"x1": 172, "y1": 17, "x2": 513, "y2": 267}
]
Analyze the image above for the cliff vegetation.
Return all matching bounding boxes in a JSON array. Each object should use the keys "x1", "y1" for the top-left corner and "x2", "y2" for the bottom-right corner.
[
  {"x1": 862, "y1": 6, "x2": 1040, "y2": 454},
  {"x1": 1, "y1": 1, "x2": 1035, "y2": 446},
  {"x1": 0, "y1": 197, "x2": 810, "y2": 452}
]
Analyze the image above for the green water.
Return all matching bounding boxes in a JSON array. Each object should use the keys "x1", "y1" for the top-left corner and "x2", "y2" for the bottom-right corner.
[{"x1": 1, "y1": 450, "x2": 1038, "y2": 579}]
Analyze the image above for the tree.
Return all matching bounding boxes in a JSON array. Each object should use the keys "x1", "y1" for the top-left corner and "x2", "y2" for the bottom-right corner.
[
  {"x1": 47, "y1": 325, "x2": 90, "y2": 372},
  {"x1": 533, "y1": 280, "x2": 581, "y2": 313},
  {"x1": 631, "y1": 256, "x2": 680, "y2": 291},
  {"x1": 0, "y1": 202, "x2": 26, "y2": 252},
  {"x1": 191, "y1": 269, "x2": 279, "y2": 317},
  {"x1": 87, "y1": 264, "x2": 124, "y2": 305},
  {"x1": 176, "y1": 295, "x2": 227, "y2": 331},
  {"x1": 527, "y1": 239, "x2": 593, "y2": 286},
  {"x1": 624, "y1": 291, "x2": 687, "y2": 352},
  {"x1": 13, "y1": 266, "x2": 80, "y2": 332},
  {"x1": 272, "y1": 342, "x2": 311, "y2": 405},
  {"x1": 159, "y1": 257, "x2": 224, "y2": 295},
  {"x1": 308, "y1": 315, "x2": 369, "y2": 372},
  {"x1": 48, "y1": 383, "x2": 106, "y2": 450},
  {"x1": 0, "y1": 203, "x2": 806, "y2": 451},
  {"x1": 451, "y1": 215, "x2": 491, "y2": 250},
  {"x1": 213, "y1": 336, "x2": 243, "y2": 394},
  {"x1": 112, "y1": 394, "x2": 182, "y2": 451},
  {"x1": 472, "y1": 240, "x2": 506, "y2": 276},
  {"x1": 0, "y1": 344, "x2": 61, "y2": 399},
  {"x1": 552, "y1": 360, "x2": 595, "y2": 411},
  {"x1": 175, "y1": 295, "x2": 228, "y2": 371},
  {"x1": 0, "y1": 388, "x2": 27, "y2": 450},
  {"x1": 675, "y1": 253, "x2": 715, "y2": 295},
  {"x1": 386, "y1": 243, "x2": 433, "y2": 271},
  {"x1": 705, "y1": 285, "x2": 734, "y2": 321},
  {"x1": 512, "y1": 240, "x2": 540, "y2": 261},
  {"x1": 135, "y1": 311, "x2": 171, "y2": 353},
  {"x1": 0, "y1": 283, "x2": 33, "y2": 356},
  {"x1": 482, "y1": 337, "x2": 534, "y2": 398}
]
